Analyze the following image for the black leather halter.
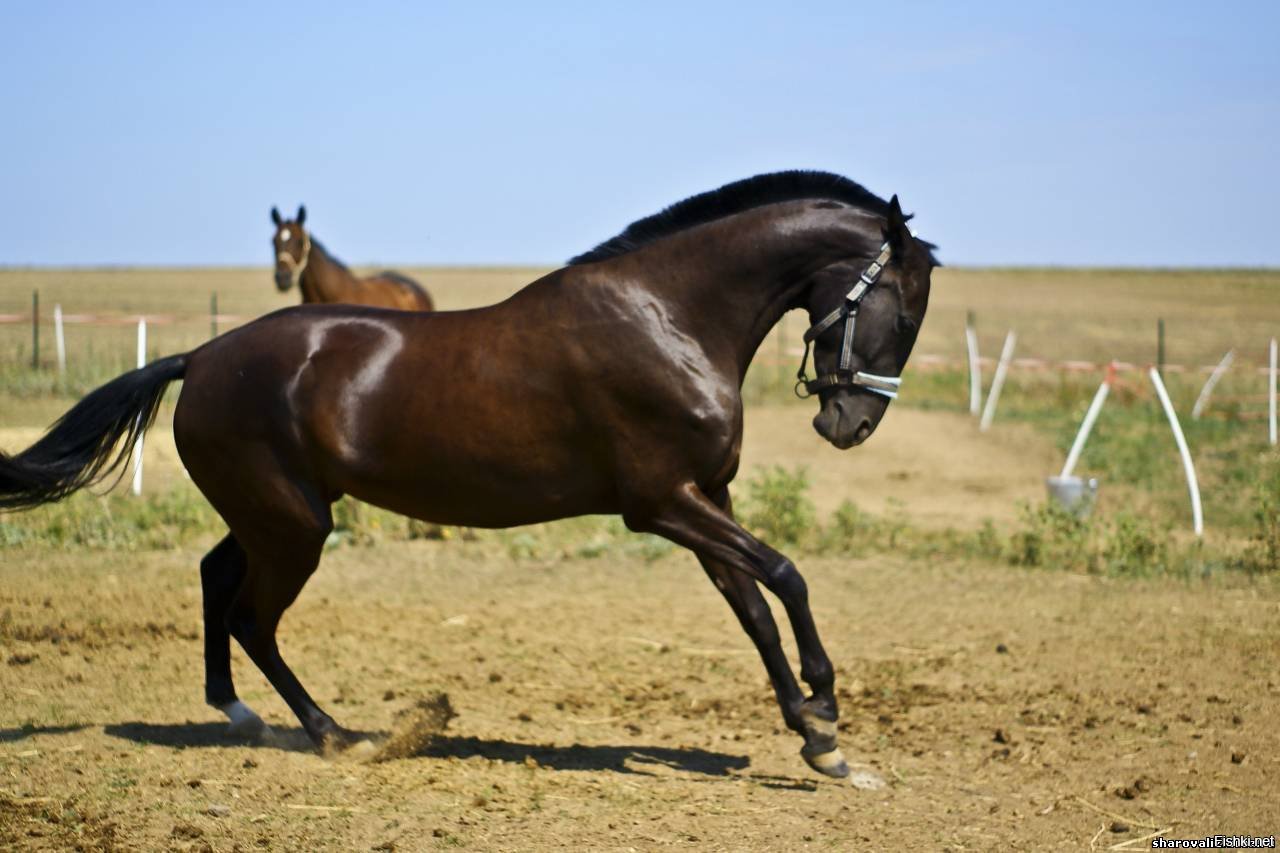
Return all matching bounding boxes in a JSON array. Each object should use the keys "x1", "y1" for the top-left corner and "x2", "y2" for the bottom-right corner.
[{"x1": 794, "y1": 242, "x2": 903, "y2": 400}]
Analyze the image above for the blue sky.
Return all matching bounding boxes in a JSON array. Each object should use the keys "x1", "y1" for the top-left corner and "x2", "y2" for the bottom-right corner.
[{"x1": 1, "y1": 1, "x2": 1276, "y2": 267}]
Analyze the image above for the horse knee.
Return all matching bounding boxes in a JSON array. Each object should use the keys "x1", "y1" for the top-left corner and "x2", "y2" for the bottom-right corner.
[{"x1": 764, "y1": 557, "x2": 808, "y2": 603}]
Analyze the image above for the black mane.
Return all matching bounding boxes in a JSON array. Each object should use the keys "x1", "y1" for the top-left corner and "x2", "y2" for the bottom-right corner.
[{"x1": 568, "y1": 170, "x2": 895, "y2": 265}]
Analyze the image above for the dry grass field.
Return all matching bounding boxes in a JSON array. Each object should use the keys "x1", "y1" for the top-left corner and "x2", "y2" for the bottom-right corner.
[
  {"x1": 2, "y1": 265, "x2": 1278, "y2": 377},
  {"x1": 1, "y1": 264, "x2": 1278, "y2": 850}
]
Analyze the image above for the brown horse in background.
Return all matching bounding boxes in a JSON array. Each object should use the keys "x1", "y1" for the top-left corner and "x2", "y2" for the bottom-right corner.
[
  {"x1": 271, "y1": 205, "x2": 434, "y2": 311},
  {"x1": 1, "y1": 172, "x2": 936, "y2": 778}
]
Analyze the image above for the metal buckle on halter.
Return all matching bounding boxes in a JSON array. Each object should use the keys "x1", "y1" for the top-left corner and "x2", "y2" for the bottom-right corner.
[{"x1": 844, "y1": 281, "x2": 870, "y2": 303}]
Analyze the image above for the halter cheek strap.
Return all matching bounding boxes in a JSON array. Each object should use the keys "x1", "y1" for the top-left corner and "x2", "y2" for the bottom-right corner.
[{"x1": 795, "y1": 241, "x2": 903, "y2": 400}]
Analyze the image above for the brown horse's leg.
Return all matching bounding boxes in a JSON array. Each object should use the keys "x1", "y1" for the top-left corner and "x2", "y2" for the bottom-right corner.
[
  {"x1": 634, "y1": 482, "x2": 846, "y2": 778},
  {"x1": 212, "y1": 482, "x2": 355, "y2": 750},
  {"x1": 199, "y1": 534, "x2": 266, "y2": 737},
  {"x1": 226, "y1": 537, "x2": 357, "y2": 749},
  {"x1": 699, "y1": 557, "x2": 808, "y2": 727}
]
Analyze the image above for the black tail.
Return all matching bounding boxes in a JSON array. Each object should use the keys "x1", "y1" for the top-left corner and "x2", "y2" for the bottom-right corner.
[{"x1": 0, "y1": 354, "x2": 188, "y2": 510}]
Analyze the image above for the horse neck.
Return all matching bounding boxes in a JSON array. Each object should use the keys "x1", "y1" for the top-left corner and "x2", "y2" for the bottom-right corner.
[
  {"x1": 655, "y1": 207, "x2": 871, "y2": 378},
  {"x1": 299, "y1": 240, "x2": 355, "y2": 304}
]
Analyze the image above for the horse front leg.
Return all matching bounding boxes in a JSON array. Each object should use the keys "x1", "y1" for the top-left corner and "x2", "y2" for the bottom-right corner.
[
  {"x1": 695, "y1": 490, "x2": 807, "y2": 731},
  {"x1": 631, "y1": 482, "x2": 847, "y2": 779}
]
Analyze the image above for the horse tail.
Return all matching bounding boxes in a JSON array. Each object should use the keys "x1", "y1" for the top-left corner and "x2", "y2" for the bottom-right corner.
[{"x1": 0, "y1": 354, "x2": 188, "y2": 510}]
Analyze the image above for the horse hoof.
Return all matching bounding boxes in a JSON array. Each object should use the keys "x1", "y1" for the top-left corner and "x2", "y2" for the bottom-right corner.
[
  {"x1": 218, "y1": 701, "x2": 268, "y2": 740},
  {"x1": 227, "y1": 716, "x2": 268, "y2": 740},
  {"x1": 801, "y1": 745, "x2": 851, "y2": 779}
]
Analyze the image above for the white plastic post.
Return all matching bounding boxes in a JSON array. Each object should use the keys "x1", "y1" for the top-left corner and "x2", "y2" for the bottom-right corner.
[
  {"x1": 53, "y1": 304, "x2": 66, "y2": 375},
  {"x1": 1149, "y1": 367, "x2": 1203, "y2": 537},
  {"x1": 979, "y1": 330, "x2": 1016, "y2": 432},
  {"x1": 965, "y1": 323, "x2": 981, "y2": 416},
  {"x1": 131, "y1": 319, "x2": 146, "y2": 496},
  {"x1": 1269, "y1": 338, "x2": 1277, "y2": 446},
  {"x1": 1190, "y1": 349, "x2": 1234, "y2": 421},
  {"x1": 1060, "y1": 376, "x2": 1110, "y2": 478}
]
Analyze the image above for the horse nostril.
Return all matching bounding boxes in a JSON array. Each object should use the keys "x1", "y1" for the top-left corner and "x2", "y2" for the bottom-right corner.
[{"x1": 854, "y1": 418, "x2": 873, "y2": 442}]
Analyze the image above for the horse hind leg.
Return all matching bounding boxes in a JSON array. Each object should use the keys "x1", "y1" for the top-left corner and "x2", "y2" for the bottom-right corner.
[
  {"x1": 219, "y1": 490, "x2": 361, "y2": 751},
  {"x1": 199, "y1": 534, "x2": 269, "y2": 738}
]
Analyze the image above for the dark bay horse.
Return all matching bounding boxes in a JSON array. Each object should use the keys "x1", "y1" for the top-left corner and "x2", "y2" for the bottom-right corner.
[
  {"x1": 271, "y1": 205, "x2": 434, "y2": 311},
  {"x1": 1, "y1": 172, "x2": 935, "y2": 778}
]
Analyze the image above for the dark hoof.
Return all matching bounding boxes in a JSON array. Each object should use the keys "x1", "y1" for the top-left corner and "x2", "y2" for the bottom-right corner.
[
  {"x1": 801, "y1": 743, "x2": 851, "y2": 778},
  {"x1": 796, "y1": 701, "x2": 848, "y2": 778}
]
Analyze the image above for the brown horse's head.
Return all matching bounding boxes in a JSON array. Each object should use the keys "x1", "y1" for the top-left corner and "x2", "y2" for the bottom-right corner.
[
  {"x1": 270, "y1": 205, "x2": 310, "y2": 292},
  {"x1": 804, "y1": 196, "x2": 935, "y2": 449}
]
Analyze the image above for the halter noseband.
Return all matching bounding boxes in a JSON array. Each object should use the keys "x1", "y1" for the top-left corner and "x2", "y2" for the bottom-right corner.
[
  {"x1": 276, "y1": 231, "x2": 312, "y2": 287},
  {"x1": 794, "y1": 241, "x2": 903, "y2": 400}
]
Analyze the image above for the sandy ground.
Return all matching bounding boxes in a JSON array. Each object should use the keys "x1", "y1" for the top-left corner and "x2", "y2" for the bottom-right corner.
[
  {"x1": 3, "y1": 528, "x2": 1278, "y2": 850},
  {"x1": 738, "y1": 404, "x2": 1059, "y2": 527}
]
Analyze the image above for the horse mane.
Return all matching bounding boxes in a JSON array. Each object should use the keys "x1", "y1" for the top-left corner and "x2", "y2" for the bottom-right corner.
[
  {"x1": 309, "y1": 238, "x2": 351, "y2": 274},
  {"x1": 568, "y1": 170, "x2": 902, "y2": 265}
]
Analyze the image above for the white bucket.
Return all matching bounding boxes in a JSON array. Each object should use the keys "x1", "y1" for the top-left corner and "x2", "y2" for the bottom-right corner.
[{"x1": 1045, "y1": 475, "x2": 1098, "y2": 517}]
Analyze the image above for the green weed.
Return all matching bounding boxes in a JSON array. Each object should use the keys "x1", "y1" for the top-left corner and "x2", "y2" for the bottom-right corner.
[{"x1": 739, "y1": 465, "x2": 816, "y2": 547}]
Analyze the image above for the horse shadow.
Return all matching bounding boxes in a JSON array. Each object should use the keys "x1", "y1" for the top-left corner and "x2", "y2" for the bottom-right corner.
[
  {"x1": 102, "y1": 721, "x2": 750, "y2": 778},
  {"x1": 0, "y1": 723, "x2": 91, "y2": 743},
  {"x1": 421, "y1": 735, "x2": 749, "y2": 777},
  {"x1": 104, "y1": 721, "x2": 322, "y2": 753}
]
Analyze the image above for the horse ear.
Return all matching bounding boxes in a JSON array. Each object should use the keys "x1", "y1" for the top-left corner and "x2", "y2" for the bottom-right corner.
[
  {"x1": 271, "y1": 207, "x2": 282, "y2": 226},
  {"x1": 296, "y1": 205, "x2": 306, "y2": 226},
  {"x1": 883, "y1": 194, "x2": 911, "y2": 252}
]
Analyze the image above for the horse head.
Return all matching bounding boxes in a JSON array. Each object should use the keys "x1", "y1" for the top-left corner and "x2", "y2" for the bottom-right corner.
[
  {"x1": 800, "y1": 195, "x2": 936, "y2": 448},
  {"x1": 270, "y1": 205, "x2": 310, "y2": 293}
]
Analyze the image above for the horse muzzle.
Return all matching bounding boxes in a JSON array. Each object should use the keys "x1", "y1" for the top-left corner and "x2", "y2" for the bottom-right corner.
[{"x1": 812, "y1": 393, "x2": 880, "y2": 449}]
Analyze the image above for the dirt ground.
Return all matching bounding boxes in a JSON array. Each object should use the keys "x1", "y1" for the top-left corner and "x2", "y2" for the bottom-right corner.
[{"x1": 3, "y1": 460, "x2": 1278, "y2": 850}]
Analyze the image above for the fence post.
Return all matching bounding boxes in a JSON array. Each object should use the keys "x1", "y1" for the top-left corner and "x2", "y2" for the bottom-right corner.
[
  {"x1": 965, "y1": 310, "x2": 981, "y2": 416},
  {"x1": 131, "y1": 319, "x2": 147, "y2": 496},
  {"x1": 210, "y1": 292, "x2": 218, "y2": 339},
  {"x1": 1150, "y1": 367, "x2": 1203, "y2": 537},
  {"x1": 31, "y1": 290, "x2": 39, "y2": 369},
  {"x1": 1060, "y1": 370, "x2": 1111, "y2": 478},
  {"x1": 54, "y1": 304, "x2": 66, "y2": 375},
  {"x1": 979, "y1": 330, "x2": 1016, "y2": 432},
  {"x1": 1190, "y1": 350, "x2": 1234, "y2": 421},
  {"x1": 1270, "y1": 337, "x2": 1277, "y2": 446},
  {"x1": 1157, "y1": 318, "x2": 1165, "y2": 378}
]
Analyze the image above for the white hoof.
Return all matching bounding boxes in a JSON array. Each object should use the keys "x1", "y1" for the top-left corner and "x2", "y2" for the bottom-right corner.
[{"x1": 218, "y1": 700, "x2": 268, "y2": 739}]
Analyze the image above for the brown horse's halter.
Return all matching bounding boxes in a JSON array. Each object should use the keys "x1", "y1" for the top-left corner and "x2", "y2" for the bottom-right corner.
[
  {"x1": 276, "y1": 230, "x2": 312, "y2": 289},
  {"x1": 794, "y1": 241, "x2": 902, "y2": 400}
]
